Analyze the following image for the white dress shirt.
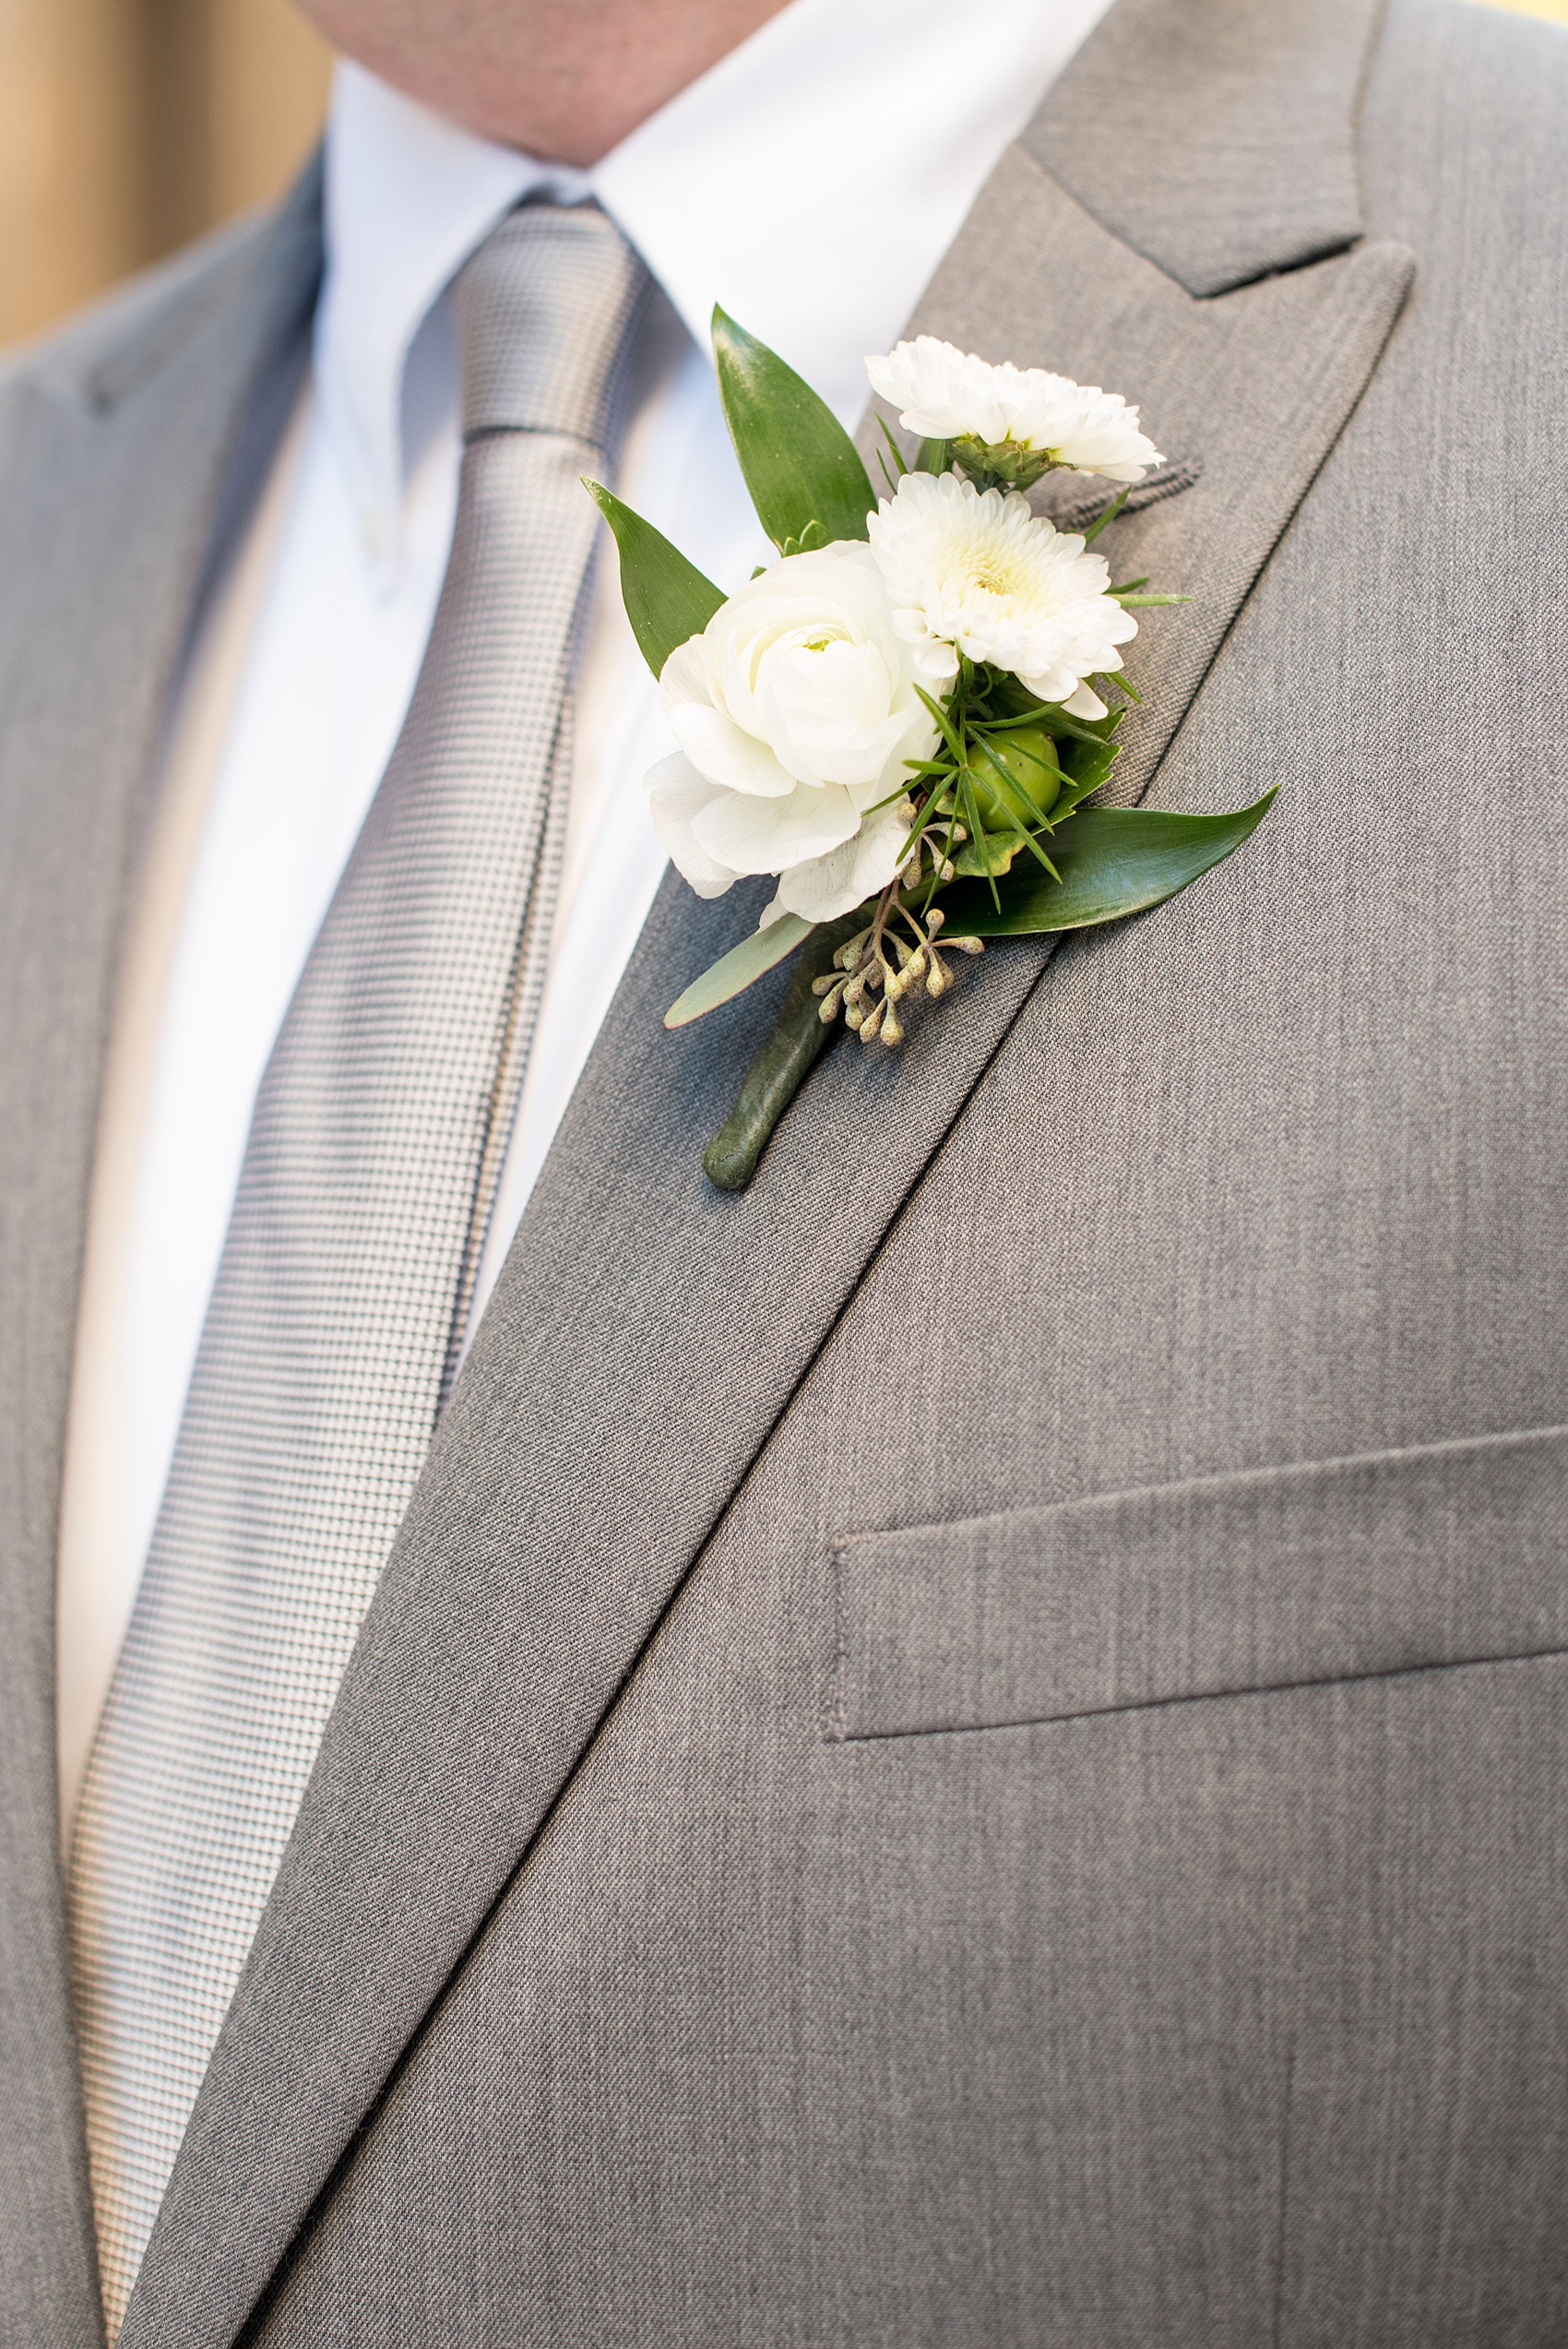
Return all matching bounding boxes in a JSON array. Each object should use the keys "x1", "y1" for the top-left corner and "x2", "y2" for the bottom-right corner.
[{"x1": 56, "y1": 0, "x2": 1116, "y2": 1830}]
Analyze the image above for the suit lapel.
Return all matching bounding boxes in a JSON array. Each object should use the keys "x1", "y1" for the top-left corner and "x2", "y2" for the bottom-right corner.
[
  {"x1": 896, "y1": 146, "x2": 1413, "y2": 818},
  {"x1": 124, "y1": 23, "x2": 1411, "y2": 2349},
  {"x1": 1023, "y1": 0, "x2": 1386, "y2": 295},
  {"x1": 0, "y1": 173, "x2": 321, "y2": 2345}
]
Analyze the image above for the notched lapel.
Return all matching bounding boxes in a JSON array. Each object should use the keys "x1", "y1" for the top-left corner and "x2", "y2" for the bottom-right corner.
[
  {"x1": 1022, "y1": 0, "x2": 1387, "y2": 296},
  {"x1": 125, "y1": 133, "x2": 1413, "y2": 2349},
  {"x1": 0, "y1": 173, "x2": 319, "y2": 2349},
  {"x1": 896, "y1": 144, "x2": 1415, "y2": 814}
]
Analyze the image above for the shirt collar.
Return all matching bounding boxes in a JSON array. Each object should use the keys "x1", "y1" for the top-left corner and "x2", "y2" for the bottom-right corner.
[
  {"x1": 316, "y1": 0, "x2": 1117, "y2": 561},
  {"x1": 315, "y1": 64, "x2": 557, "y2": 562}
]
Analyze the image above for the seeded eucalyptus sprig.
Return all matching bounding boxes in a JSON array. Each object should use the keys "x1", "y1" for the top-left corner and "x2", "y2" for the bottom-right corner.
[{"x1": 687, "y1": 653, "x2": 1273, "y2": 1188}]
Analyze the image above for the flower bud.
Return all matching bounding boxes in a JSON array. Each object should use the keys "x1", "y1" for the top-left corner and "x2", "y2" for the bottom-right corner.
[{"x1": 950, "y1": 434, "x2": 1055, "y2": 493}]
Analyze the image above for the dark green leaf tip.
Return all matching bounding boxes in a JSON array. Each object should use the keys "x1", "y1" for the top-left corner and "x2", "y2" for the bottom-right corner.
[
  {"x1": 585, "y1": 480, "x2": 725, "y2": 680},
  {"x1": 934, "y1": 788, "x2": 1278, "y2": 938},
  {"x1": 710, "y1": 309, "x2": 876, "y2": 553}
]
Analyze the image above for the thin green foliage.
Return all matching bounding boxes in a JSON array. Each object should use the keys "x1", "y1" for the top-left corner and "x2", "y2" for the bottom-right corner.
[
  {"x1": 877, "y1": 417, "x2": 909, "y2": 480},
  {"x1": 1081, "y1": 485, "x2": 1131, "y2": 545}
]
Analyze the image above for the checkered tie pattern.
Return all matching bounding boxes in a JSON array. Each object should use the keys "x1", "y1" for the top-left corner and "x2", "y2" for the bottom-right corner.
[{"x1": 66, "y1": 200, "x2": 649, "y2": 2336}]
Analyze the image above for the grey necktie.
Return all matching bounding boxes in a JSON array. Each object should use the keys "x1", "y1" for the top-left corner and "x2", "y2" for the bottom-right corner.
[{"x1": 67, "y1": 200, "x2": 649, "y2": 2336}]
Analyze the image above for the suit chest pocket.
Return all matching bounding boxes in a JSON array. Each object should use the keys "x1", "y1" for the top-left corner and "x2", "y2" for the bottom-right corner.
[{"x1": 828, "y1": 1424, "x2": 1568, "y2": 1741}]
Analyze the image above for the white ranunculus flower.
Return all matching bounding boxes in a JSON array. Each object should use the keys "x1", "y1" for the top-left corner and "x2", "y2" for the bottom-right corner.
[
  {"x1": 647, "y1": 542, "x2": 937, "y2": 925},
  {"x1": 866, "y1": 471, "x2": 1137, "y2": 719},
  {"x1": 866, "y1": 337, "x2": 1161, "y2": 483}
]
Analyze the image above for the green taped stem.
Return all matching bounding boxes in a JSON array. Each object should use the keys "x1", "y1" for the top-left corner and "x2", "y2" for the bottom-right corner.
[{"x1": 702, "y1": 912, "x2": 867, "y2": 1191}]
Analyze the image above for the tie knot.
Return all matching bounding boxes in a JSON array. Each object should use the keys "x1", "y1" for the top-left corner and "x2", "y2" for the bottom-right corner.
[{"x1": 452, "y1": 201, "x2": 649, "y2": 450}]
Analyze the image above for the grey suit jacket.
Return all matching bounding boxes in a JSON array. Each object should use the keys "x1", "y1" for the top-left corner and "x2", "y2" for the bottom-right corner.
[{"x1": 4, "y1": 0, "x2": 1567, "y2": 2342}]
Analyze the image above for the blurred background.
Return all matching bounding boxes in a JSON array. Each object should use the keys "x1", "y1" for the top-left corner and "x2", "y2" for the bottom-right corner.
[
  {"x1": 1, "y1": 0, "x2": 1565, "y2": 352},
  {"x1": 0, "y1": 0, "x2": 329, "y2": 348}
]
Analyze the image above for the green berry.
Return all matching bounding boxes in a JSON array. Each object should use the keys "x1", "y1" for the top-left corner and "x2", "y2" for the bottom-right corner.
[{"x1": 968, "y1": 725, "x2": 1063, "y2": 832}]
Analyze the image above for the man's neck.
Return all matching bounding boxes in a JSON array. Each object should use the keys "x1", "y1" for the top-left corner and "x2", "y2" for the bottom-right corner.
[{"x1": 295, "y1": 0, "x2": 797, "y2": 166}]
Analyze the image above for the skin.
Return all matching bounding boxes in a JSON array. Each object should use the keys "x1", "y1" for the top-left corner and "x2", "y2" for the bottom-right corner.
[{"x1": 294, "y1": 0, "x2": 797, "y2": 166}]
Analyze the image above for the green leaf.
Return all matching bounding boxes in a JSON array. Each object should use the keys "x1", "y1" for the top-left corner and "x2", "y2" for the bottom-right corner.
[
  {"x1": 665, "y1": 912, "x2": 815, "y2": 1028},
  {"x1": 1056, "y1": 721, "x2": 1122, "y2": 806},
  {"x1": 778, "y1": 519, "x2": 828, "y2": 559},
  {"x1": 951, "y1": 829, "x2": 1029, "y2": 880},
  {"x1": 1051, "y1": 770, "x2": 1109, "y2": 823},
  {"x1": 712, "y1": 307, "x2": 877, "y2": 550},
  {"x1": 934, "y1": 791, "x2": 1277, "y2": 936},
  {"x1": 584, "y1": 481, "x2": 724, "y2": 679},
  {"x1": 701, "y1": 912, "x2": 869, "y2": 1191}
]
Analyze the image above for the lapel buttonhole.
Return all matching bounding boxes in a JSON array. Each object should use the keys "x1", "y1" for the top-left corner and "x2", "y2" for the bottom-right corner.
[{"x1": 1032, "y1": 453, "x2": 1205, "y2": 534}]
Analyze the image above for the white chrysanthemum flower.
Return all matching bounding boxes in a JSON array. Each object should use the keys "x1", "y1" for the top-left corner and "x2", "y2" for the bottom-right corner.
[
  {"x1": 866, "y1": 337, "x2": 1161, "y2": 483},
  {"x1": 866, "y1": 471, "x2": 1137, "y2": 718},
  {"x1": 647, "y1": 542, "x2": 936, "y2": 925}
]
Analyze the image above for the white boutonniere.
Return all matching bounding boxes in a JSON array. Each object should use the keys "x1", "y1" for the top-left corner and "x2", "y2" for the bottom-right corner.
[{"x1": 586, "y1": 319, "x2": 1273, "y2": 1189}]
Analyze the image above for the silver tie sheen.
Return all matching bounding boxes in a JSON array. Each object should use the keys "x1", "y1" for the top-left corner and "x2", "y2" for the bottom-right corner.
[{"x1": 67, "y1": 200, "x2": 649, "y2": 2336}]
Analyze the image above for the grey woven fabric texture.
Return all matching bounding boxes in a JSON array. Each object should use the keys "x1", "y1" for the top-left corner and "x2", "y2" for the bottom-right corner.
[
  {"x1": 3, "y1": 1, "x2": 1567, "y2": 2343},
  {"x1": 65, "y1": 199, "x2": 647, "y2": 2335}
]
